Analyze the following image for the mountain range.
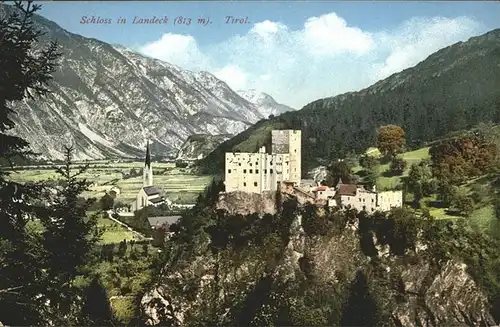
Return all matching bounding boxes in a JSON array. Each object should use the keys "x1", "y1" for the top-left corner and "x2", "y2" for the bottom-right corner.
[
  {"x1": 1, "y1": 5, "x2": 295, "y2": 161},
  {"x1": 199, "y1": 28, "x2": 500, "y2": 175}
]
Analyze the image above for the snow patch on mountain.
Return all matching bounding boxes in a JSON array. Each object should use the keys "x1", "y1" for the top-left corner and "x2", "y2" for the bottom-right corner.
[{"x1": 237, "y1": 89, "x2": 296, "y2": 118}]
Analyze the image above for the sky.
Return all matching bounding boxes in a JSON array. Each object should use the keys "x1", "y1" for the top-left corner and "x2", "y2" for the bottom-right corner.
[{"x1": 37, "y1": 1, "x2": 500, "y2": 109}]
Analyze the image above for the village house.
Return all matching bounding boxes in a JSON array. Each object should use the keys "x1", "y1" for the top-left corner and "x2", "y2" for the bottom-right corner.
[
  {"x1": 147, "y1": 215, "x2": 182, "y2": 230},
  {"x1": 330, "y1": 180, "x2": 403, "y2": 213}
]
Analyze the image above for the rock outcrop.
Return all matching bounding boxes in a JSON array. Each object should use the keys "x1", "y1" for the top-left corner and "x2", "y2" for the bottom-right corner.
[{"x1": 141, "y1": 205, "x2": 497, "y2": 326}]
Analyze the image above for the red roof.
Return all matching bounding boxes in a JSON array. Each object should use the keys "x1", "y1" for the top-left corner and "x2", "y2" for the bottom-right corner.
[
  {"x1": 315, "y1": 186, "x2": 329, "y2": 191},
  {"x1": 337, "y1": 184, "x2": 357, "y2": 196}
]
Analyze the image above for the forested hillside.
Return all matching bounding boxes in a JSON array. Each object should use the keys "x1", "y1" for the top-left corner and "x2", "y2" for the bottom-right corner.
[{"x1": 199, "y1": 29, "x2": 500, "y2": 174}]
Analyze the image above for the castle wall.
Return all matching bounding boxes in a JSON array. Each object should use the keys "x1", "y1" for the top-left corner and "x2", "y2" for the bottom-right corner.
[
  {"x1": 272, "y1": 130, "x2": 301, "y2": 185},
  {"x1": 224, "y1": 147, "x2": 290, "y2": 194}
]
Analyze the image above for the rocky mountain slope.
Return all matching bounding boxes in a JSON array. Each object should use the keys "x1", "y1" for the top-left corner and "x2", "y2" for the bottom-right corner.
[
  {"x1": 199, "y1": 28, "x2": 500, "y2": 174},
  {"x1": 175, "y1": 134, "x2": 233, "y2": 161},
  {"x1": 1, "y1": 5, "x2": 290, "y2": 161},
  {"x1": 237, "y1": 89, "x2": 295, "y2": 118}
]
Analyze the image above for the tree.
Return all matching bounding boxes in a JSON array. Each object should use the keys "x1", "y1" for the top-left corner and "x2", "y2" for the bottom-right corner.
[
  {"x1": 81, "y1": 277, "x2": 113, "y2": 326},
  {"x1": 175, "y1": 160, "x2": 188, "y2": 168},
  {"x1": 451, "y1": 187, "x2": 475, "y2": 217},
  {"x1": 363, "y1": 170, "x2": 377, "y2": 190},
  {"x1": 340, "y1": 270, "x2": 382, "y2": 326},
  {"x1": 495, "y1": 197, "x2": 500, "y2": 220},
  {"x1": 430, "y1": 131, "x2": 498, "y2": 185},
  {"x1": 406, "y1": 160, "x2": 435, "y2": 207},
  {"x1": 359, "y1": 155, "x2": 379, "y2": 170},
  {"x1": 40, "y1": 146, "x2": 101, "y2": 323},
  {"x1": 377, "y1": 125, "x2": 406, "y2": 158},
  {"x1": 326, "y1": 160, "x2": 353, "y2": 186},
  {"x1": 0, "y1": 1, "x2": 61, "y2": 325},
  {"x1": 99, "y1": 193, "x2": 114, "y2": 211},
  {"x1": 152, "y1": 227, "x2": 166, "y2": 248},
  {"x1": 301, "y1": 203, "x2": 329, "y2": 236},
  {"x1": 437, "y1": 180, "x2": 456, "y2": 207},
  {"x1": 390, "y1": 157, "x2": 407, "y2": 175}
]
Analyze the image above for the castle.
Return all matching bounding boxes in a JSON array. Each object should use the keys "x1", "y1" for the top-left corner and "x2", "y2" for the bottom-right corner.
[
  {"x1": 224, "y1": 130, "x2": 302, "y2": 193},
  {"x1": 224, "y1": 129, "x2": 403, "y2": 213}
]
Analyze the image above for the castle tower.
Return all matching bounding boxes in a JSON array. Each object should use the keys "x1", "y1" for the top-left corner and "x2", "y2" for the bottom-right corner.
[
  {"x1": 143, "y1": 141, "x2": 153, "y2": 187},
  {"x1": 271, "y1": 130, "x2": 301, "y2": 185}
]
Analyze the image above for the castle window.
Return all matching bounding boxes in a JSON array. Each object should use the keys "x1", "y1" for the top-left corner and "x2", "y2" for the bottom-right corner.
[
  {"x1": 239, "y1": 163, "x2": 241, "y2": 166},
  {"x1": 264, "y1": 169, "x2": 267, "y2": 173},
  {"x1": 254, "y1": 182, "x2": 258, "y2": 187},
  {"x1": 255, "y1": 162, "x2": 258, "y2": 166},
  {"x1": 372, "y1": 208, "x2": 375, "y2": 212},
  {"x1": 243, "y1": 182, "x2": 247, "y2": 186},
  {"x1": 270, "y1": 161, "x2": 273, "y2": 165},
  {"x1": 295, "y1": 149, "x2": 297, "y2": 152},
  {"x1": 256, "y1": 169, "x2": 259, "y2": 173},
  {"x1": 363, "y1": 198, "x2": 365, "y2": 202},
  {"x1": 243, "y1": 169, "x2": 247, "y2": 173},
  {"x1": 359, "y1": 198, "x2": 361, "y2": 202},
  {"x1": 250, "y1": 169, "x2": 253, "y2": 173},
  {"x1": 371, "y1": 199, "x2": 374, "y2": 203},
  {"x1": 270, "y1": 169, "x2": 273, "y2": 174}
]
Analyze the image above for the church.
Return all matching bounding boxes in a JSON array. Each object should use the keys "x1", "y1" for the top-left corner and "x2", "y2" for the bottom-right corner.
[{"x1": 129, "y1": 142, "x2": 168, "y2": 212}]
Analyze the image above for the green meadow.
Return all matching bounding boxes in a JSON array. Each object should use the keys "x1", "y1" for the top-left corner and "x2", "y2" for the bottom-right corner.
[{"x1": 355, "y1": 146, "x2": 497, "y2": 228}]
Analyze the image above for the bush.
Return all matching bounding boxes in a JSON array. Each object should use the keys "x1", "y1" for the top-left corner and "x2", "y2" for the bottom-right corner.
[
  {"x1": 359, "y1": 156, "x2": 379, "y2": 170},
  {"x1": 175, "y1": 160, "x2": 189, "y2": 168},
  {"x1": 390, "y1": 157, "x2": 407, "y2": 175}
]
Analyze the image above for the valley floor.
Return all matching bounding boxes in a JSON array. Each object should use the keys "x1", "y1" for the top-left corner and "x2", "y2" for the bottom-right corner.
[{"x1": 7, "y1": 160, "x2": 213, "y2": 205}]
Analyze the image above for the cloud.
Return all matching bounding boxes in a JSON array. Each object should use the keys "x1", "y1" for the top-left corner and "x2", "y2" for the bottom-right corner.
[
  {"x1": 140, "y1": 33, "x2": 209, "y2": 70},
  {"x1": 139, "y1": 13, "x2": 484, "y2": 108},
  {"x1": 213, "y1": 65, "x2": 249, "y2": 90},
  {"x1": 372, "y1": 16, "x2": 482, "y2": 80}
]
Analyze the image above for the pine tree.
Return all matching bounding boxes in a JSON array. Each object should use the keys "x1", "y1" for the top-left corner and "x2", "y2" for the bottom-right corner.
[
  {"x1": 81, "y1": 276, "x2": 113, "y2": 326},
  {"x1": 0, "y1": 1, "x2": 61, "y2": 325},
  {"x1": 39, "y1": 146, "x2": 100, "y2": 324}
]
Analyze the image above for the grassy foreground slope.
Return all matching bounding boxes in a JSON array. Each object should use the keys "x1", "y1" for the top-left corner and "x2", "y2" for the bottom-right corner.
[{"x1": 198, "y1": 29, "x2": 500, "y2": 175}]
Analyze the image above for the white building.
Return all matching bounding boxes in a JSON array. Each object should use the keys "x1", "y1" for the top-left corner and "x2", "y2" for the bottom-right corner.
[
  {"x1": 224, "y1": 130, "x2": 302, "y2": 194},
  {"x1": 312, "y1": 185, "x2": 336, "y2": 200},
  {"x1": 129, "y1": 141, "x2": 167, "y2": 212},
  {"x1": 334, "y1": 183, "x2": 403, "y2": 213}
]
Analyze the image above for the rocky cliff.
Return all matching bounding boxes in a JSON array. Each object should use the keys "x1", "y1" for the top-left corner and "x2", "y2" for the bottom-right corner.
[{"x1": 140, "y1": 197, "x2": 497, "y2": 326}]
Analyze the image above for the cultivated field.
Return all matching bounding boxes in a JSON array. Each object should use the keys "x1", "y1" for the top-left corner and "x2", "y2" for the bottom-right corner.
[{"x1": 7, "y1": 160, "x2": 213, "y2": 205}]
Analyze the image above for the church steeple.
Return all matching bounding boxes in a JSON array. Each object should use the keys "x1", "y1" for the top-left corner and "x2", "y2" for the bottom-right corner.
[
  {"x1": 143, "y1": 140, "x2": 153, "y2": 187},
  {"x1": 145, "y1": 141, "x2": 151, "y2": 168}
]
